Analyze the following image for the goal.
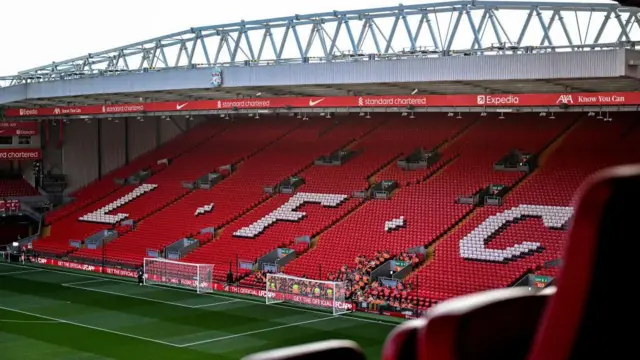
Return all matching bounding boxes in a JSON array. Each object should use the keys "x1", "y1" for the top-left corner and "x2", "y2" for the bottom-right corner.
[
  {"x1": 265, "y1": 273, "x2": 351, "y2": 315},
  {"x1": 143, "y1": 258, "x2": 213, "y2": 294}
]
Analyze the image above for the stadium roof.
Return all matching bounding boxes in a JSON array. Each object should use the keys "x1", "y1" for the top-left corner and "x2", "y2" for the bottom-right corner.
[{"x1": 2, "y1": 1, "x2": 638, "y2": 84}]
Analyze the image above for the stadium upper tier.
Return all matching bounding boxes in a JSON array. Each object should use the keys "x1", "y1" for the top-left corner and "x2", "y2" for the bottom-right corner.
[
  {"x1": 1, "y1": 0, "x2": 639, "y2": 86},
  {"x1": 30, "y1": 112, "x2": 640, "y2": 309}
]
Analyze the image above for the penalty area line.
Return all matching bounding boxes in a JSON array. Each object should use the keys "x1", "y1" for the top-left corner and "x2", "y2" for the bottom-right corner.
[
  {"x1": 0, "y1": 305, "x2": 180, "y2": 347},
  {"x1": 179, "y1": 316, "x2": 337, "y2": 347}
]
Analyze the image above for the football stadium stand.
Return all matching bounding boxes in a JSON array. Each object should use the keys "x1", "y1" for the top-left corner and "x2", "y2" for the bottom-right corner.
[{"x1": 1, "y1": 1, "x2": 639, "y2": 357}]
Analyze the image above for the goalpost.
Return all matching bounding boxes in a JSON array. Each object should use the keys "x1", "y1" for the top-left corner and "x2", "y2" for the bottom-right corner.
[
  {"x1": 143, "y1": 258, "x2": 213, "y2": 294},
  {"x1": 266, "y1": 273, "x2": 351, "y2": 315}
]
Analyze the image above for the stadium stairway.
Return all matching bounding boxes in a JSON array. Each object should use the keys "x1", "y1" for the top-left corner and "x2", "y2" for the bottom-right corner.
[
  {"x1": 406, "y1": 113, "x2": 640, "y2": 304},
  {"x1": 69, "y1": 118, "x2": 303, "y2": 265},
  {"x1": 44, "y1": 121, "x2": 228, "y2": 224},
  {"x1": 281, "y1": 114, "x2": 574, "y2": 306}
]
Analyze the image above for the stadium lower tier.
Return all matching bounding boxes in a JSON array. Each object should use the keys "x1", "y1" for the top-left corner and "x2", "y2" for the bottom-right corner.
[{"x1": 31, "y1": 113, "x2": 640, "y2": 306}]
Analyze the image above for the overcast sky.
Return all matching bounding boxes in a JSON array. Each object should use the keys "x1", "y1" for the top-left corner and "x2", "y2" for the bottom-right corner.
[{"x1": 0, "y1": 0, "x2": 621, "y2": 77}]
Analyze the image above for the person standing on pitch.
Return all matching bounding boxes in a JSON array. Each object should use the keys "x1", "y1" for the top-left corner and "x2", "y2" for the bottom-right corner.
[{"x1": 137, "y1": 267, "x2": 144, "y2": 286}]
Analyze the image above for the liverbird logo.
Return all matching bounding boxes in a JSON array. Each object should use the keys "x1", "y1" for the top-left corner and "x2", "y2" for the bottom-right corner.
[
  {"x1": 217, "y1": 100, "x2": 222, "y2": 109},
  {"x1": 53, "y1": 108, "x2": 61, "y2": 115},
  {"x1": 211, "y1": 67, "x2": 223, "y2": 87},
  {"x1": 358, "y1": 97, "x2": 364, "y2": 106}
]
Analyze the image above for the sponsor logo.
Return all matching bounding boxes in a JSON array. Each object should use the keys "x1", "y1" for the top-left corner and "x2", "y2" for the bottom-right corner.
[
  {"x1": 357, "y1": 97, "x2": 428, "y2": 107},
  {"x1": 211, "y1": 67, "x2": 223, "y2": 87},
  {"x1": 216, "y1": 99, "x2": 271, "y2": 109},
  {"x1": 309, "y1": 98, "x2": 325, "y2": 106},
  {"x1": 0, "y1": 150, "x2": 41, "y2": 160},
  {"x1": 50, "y1": 108, "x2": 82, "y2": 115},
  {"x1": 560, "y1": 94, "x2": 627, "y2": 105},
  {"x1": 103, "y1": 104, "x2": 145, "y2": 113},
  {"x1": 19, "y1": 109, "x2": 38, "y2": 116},
  {"x1": 477, "y1": 95, "x2": 520, "y2": 106},
  {"x1": 16, "y1": 129, "x2": 36, "y2": 136},
  {"x1": 556, "y1": 94, "x2": 573, "y2": 104},
  {"x1": 176, "y1": 103, "x2": 189, "y2": 110}
]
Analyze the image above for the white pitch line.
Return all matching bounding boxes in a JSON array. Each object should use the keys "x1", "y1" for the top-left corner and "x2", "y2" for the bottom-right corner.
[
  {"x1": 179, "y1": 316, "x2": 337, "y2": 347},
  {"x1": 0, "y1": 319, "x2": 59, "y2": 324},
  {"x1": 62, "y1": 279, "x2": 109, "y2": 286},
  {"x1": 62, "y1": 283, "x2": 198, "y2": 308},
  {"x1": 0, "y1": 305, "x2": 180, "y2": 347},
  {"x1": 190, "y1": 299, "x2": 241, "y2": 308},
  {"x1": 0, "y1": 269, "x2": 43, "y2": 276},
  {"x1": 0, "y1": 263, "x2": 397, "y2": 327}
]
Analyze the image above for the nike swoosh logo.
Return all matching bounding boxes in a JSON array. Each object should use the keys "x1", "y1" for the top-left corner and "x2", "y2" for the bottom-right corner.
[
  {"x1": 176, "y1": 103, "x2": 188, "y2": 110},
  {"x1": 309, "y1": 98, "x2": 325, "y2": 106}
]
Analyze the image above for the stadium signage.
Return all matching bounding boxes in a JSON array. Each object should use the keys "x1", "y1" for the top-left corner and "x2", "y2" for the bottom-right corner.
[
  {"x1": 0, "y1": 148, "x2": 42, "y2": 160},
  {"x1": 5, "y1": 91, "x2": 640, "y2": 117},
  {"x1": 0, "y1": 121, "x2": 39, "y2": 136}
]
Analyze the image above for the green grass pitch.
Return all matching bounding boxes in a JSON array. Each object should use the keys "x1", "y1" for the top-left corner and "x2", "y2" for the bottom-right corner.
[{"x1": 0, "y1": 262, "x2": 398, "y2": 359}]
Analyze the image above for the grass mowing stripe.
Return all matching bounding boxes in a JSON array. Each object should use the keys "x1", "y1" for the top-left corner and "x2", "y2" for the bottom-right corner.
[
  {"x1": 0, "y1": 262, "x2": 398, "y2": 327},
  {"x1": 63, "y1": 282, "x2": 240, "y2": 309},
  {"x1": 180, "y1": 316, "x2": 337, "y2": 347},
  {"x1": 0, "y1": 305, "x2": 181, "y2": 348}
]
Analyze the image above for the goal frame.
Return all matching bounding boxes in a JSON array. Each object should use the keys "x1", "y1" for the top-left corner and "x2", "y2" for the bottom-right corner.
[
  {"x1": 265, "y1": 273, "x2": 350, "y2": 315},
  {"x1": 143, "y1": 258, "x2": 213, "y2": 294}
]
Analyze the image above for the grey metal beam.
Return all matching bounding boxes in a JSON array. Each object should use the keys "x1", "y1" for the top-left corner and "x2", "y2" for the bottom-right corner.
[{"x1": 5, "y1": 1, "x2": 640, "y2": 83}]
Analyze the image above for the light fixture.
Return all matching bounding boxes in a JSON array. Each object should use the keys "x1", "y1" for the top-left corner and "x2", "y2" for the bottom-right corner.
[
  {"x1": 549, "y1": 112, "x2": 555, "y2": 119},
  {"x1": 456, "y1": 112, "x2": 462, "y2": 119},
  {"x1": 365, "y1": 112, "x2": 371, "y2": 119},
  {"x1": 411, "y1": 89, "x2": 418, "y2": 95},
  {"x1": 480, "y1": 111, "x2": 487, "y2": 116},
  {"x1": 447, "y1": 112, "x2": 454, "y2": 117},
  {"x1": 359, "y1": 112, "x2": 365, "y2": 117},
  {"x1": 498, "y1": 112, "x2": 505, "y2": 119},
  {"x1": 596, "y1": 111, "x2": 603, "y2": 119},
  {"x1": 326, "y1": 113, "x2": 331, "y2": 119},
  {"x1": 587, "y1": 111, "x2": 595, "y2": 116},
  {"x1": 401, "y1": 112, "x2": 407, "y2": 116},
  {"x1": 539, "y1": 112, "x2": 547, "y2": 117},
  {"x1": 409, "y1": 112, "x2": 415, "y2": 119}
]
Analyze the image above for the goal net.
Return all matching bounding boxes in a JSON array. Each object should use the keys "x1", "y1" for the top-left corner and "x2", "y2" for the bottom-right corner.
[
  {"x1": 143, "y1": 258, "x2": 213, "y2": 294},
  {"x1": 265, "y1": 273, "x2": 351, "y2": 315}
]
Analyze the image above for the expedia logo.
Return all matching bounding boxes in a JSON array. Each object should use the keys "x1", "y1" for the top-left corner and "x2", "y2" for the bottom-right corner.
[
  {"x1": 478, "y1": 95, "x2": 520, "y2": 105},
  {"x1": 19, "y1": 109, "x2": 38, "y2": 116},
  {"x1": 16, "y1": 129, "x2": 36, "y2": 136}
]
